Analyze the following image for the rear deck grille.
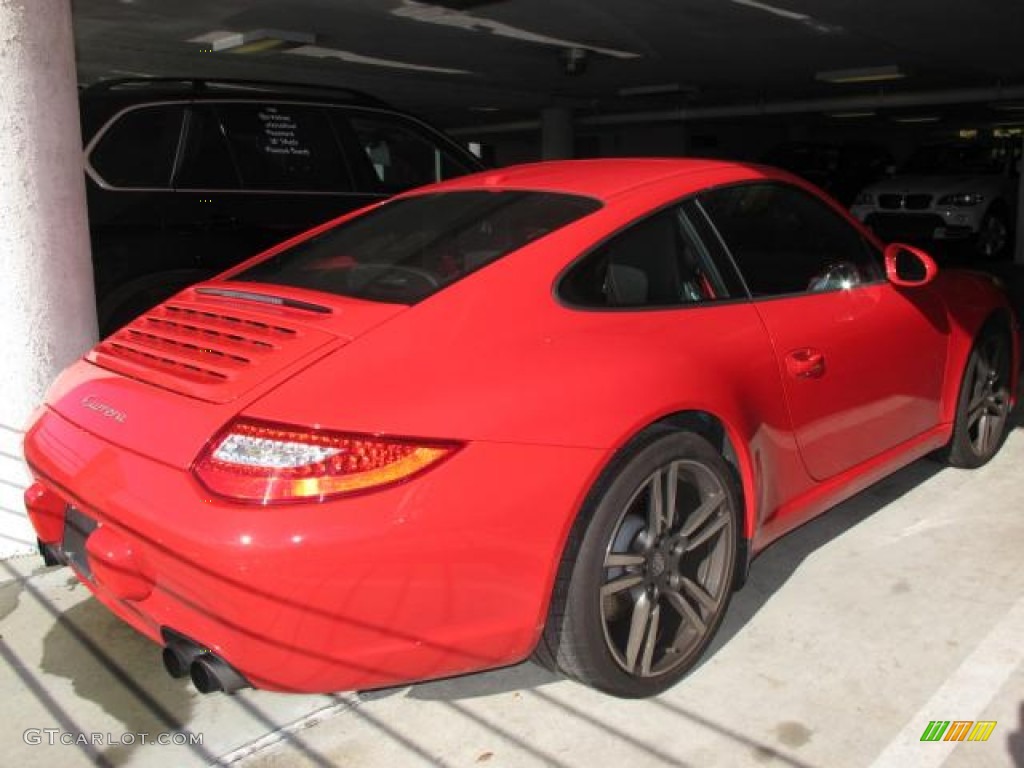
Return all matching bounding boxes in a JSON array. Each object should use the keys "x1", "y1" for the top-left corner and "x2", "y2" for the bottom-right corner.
[
  {"x1": 94, "y1": 303, "x2": 302, "y2": 389},
  {"x1": 122, "y1": 329, "x2": 251, "y2": 364},
  {"x1": 88, "y1": 296, "x2": 337, "y2": 403},
  {"x1": 102, "y1": 342, "x2": 229, "y2": 383},
  {"x1": 162, "y1": 305, "x2": 298, "y2": 338}
]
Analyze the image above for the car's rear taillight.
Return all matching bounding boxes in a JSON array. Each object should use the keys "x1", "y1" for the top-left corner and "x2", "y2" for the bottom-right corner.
[{"x1": 193, "y1": 419, "x2": 460, "y2": 504}]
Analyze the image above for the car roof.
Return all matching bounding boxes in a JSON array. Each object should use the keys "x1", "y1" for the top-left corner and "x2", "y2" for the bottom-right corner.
[
  {"x1": 78, "y1": 77, "x2": 396, "y2": 137},
  {"x1": 81, "y1": 77, "x2": 388, "y2": 107},
  {"x1": 430, "y1": 158, "x2": 773, "y2": 202}
]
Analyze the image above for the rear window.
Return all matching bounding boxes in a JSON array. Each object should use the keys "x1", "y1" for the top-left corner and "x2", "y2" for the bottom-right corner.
[{"x1": 234, "y1": 190, "x2": 601, "y2": 304}]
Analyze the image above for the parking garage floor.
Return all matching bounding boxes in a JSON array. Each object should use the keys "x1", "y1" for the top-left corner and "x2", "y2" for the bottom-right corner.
[{"x1": 2, "y1": 267, "x2": 1023, "y2": 768}]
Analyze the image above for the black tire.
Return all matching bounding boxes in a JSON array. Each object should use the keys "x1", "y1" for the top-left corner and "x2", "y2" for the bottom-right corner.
[
  {"x1": 539, "y1": 431, "x2": 740, "y2": 698},
  {"x1": 939, "y1": 326, "x2": 1013, "y2": 468},
  {"x1": 976, "y1": 208, "x2": 1009, "y2": 261}
]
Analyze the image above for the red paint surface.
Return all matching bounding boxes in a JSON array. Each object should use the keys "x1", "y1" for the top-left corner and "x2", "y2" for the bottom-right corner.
[{"x1": 23, "y1": 159, "x2": 1019, "y2": 692}]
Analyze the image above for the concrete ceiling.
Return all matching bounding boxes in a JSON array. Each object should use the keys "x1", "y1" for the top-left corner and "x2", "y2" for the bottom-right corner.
[{"x1": 72, "y1": 0, "x2": 1024, "y2": 130}]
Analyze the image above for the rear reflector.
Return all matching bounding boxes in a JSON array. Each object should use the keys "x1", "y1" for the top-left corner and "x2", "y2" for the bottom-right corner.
[
  {"x1": 24, "y1": 482, "x2": 66, "y2": 543},
  {"x1": 193, "y1": 419, "x2": 459, "y2": 503}
]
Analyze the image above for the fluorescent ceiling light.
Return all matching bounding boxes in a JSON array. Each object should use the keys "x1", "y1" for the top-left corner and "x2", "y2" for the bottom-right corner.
[
  {"x1": 892, "y1": 115, "x2": 942, "y2": 124},
  {"x1": 190, "y1": 28, "x2": 469, "y2": 73},
  {"x1": 421, "y1": 0, "x2": 505, "y2": 6},
  {"x1": 991, "y1": 101, "x2": 1024, "y2": 112},
  {"x1": 189, "y1": 31, "x2": 235, "y2": 45},
  {"x1": 393, "y1": 1, "x2": 642, "y2": 59},
  {"x1": 730, "y1": 0, "x2": 810, "y2": 22},
  {"x1": 287, "y1": 46, "x2": 471, "y2": 75},
  {"x1": 422, "y1": 1, "x2": 508, "y2": 7},
  {"x1": 210, "y1": 29, "x2": 316, "y2": 54},
  {"x1": 729, "y1": 0, "x2": 842, "y2": 33},
  {"x1": 828, "y1": 110, "x2": 876, "y2": 119},
  {"x1": 816, "y1": 65, "x2": 905, "y2": 84}
]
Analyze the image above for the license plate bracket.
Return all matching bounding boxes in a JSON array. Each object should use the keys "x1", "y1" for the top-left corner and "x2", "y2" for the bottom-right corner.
[{"x1": 62, "y1": 506, "x2": 99, "y2": 580}]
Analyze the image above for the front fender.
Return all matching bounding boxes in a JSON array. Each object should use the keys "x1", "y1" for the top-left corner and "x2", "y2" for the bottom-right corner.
[{"x1": 932, "y1": 270, "x2": 1020, "y2": 422}]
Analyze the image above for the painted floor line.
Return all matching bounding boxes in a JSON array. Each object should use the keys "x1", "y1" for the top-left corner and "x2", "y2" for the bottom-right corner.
[{"x1": 868, "y1": 594, "x2": 1024, "y2": 768}]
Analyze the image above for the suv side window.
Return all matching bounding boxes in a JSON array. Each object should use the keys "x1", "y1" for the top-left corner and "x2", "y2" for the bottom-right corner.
[
  {"x1": 174, "y1": 105, "x2": 241, "y2": 190},
  {"x1": 89, "y1": 104, "x2": 185, "y2": 188},
  {"x1": 699, "y1": 182, "x2": 882, "y2": 297},
  {"x1": 559, "y1": 206, "x2": 727, "y2": 308},
  {"x1": 214, "y1": 103, "x2": 354, "y2": 192},
  {"x1": 344, "y1": 114, "x2": 476, "y2": 192}
]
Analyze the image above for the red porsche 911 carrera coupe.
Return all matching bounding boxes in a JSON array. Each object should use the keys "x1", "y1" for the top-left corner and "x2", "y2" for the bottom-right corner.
[{"x1": 23, "y1": 159, "x2": 1019, "y2": 698}]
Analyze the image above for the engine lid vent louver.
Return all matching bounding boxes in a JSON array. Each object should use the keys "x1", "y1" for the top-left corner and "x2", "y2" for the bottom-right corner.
[{"x1": 88, "y1": 301, "x2": 337, "y2": 404}]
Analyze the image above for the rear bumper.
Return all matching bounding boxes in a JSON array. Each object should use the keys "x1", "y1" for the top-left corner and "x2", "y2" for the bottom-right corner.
[{"x1": 24, "y1": 406, "x2": 605, "y2": 692}]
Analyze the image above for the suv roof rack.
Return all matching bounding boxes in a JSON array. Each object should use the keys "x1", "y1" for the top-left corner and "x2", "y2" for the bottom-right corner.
[{"x1": 83, "y1": 77, "x2": 389, "y2": 108}]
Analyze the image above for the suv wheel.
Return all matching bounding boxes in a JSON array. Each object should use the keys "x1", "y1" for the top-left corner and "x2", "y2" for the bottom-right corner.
[
  {"x1": 976, "y1": 209, "x2": 1009, "y2": 260},
  {"x1": 98, "y1": 269, "x2": 212, "y2": 337}
]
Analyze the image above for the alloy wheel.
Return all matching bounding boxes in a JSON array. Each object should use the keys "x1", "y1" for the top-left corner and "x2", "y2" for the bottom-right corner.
[
  {"x1": 966, "y1": 333, "x2": 1011, "y2": 457},
  {"x1": 978, "y1": 215, "x2": 1008, "y2": 260},
  {"x1": 600, "y1": 459, "x2": 733, "y2": 678}
]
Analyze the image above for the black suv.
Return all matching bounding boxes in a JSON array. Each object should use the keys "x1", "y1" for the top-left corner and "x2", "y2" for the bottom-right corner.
[{"x1": 81, "y1": 78, "x2": 484, "y2": 334}]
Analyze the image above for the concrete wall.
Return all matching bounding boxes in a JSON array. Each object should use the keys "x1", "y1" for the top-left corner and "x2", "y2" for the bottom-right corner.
[{"x1": 0, "y1": 0, "x2": 96, "y2": 557}]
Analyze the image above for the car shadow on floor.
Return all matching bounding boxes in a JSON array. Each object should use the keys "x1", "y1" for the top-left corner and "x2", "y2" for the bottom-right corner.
[
  {"x1": 15, "y1": 398, "x2": 1023, "y2": 718},
  {"x1": 37, "y1": 594, "x2": 200, "y2": 766},
  {"x1": 706, "y1": 377, "x2": 1024, "y2": 665},
  {"x1": 410, "y1": 381, "x2": 1024, "y2": 703},
  {"x1": 414, "y1": 459, "x2": 947, "y2": 703}
]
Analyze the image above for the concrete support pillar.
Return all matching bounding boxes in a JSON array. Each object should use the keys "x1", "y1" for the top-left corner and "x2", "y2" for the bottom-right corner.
[
  {"x1": 541, "y1": 106, "x2": 574, "y2": 160},
  {"x1": 0, "y1": 0, "x2": 96, "y2": 556}
]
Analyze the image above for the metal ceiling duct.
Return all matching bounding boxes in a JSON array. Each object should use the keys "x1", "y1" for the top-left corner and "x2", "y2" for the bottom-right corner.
[{"x1": 451, "y1": 84, "x2": 1024, "y2": 136}]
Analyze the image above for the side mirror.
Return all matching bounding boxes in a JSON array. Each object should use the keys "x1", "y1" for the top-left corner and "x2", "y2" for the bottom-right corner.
[{"x1": 884, "y1": 243, "x2": 938, "y2": 287}]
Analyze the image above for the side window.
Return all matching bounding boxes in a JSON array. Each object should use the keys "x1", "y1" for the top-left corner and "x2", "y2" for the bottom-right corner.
[
  {"x1": 215, "y1": 104, "x2": 353, "y2": 192},
  {"x1": 559, "y1": 207, "x2": 726, "y2": 308},
  {"x1": 699, "y1": 182, "x2": 882, "y2": 297},
  {"x1": 89, "y1": 105, "x2": 185, "y2": 188},
  {"x1": 174, "y1": 106, "x2": 241, "y2": 190},
  {"x1": 343, "y1": 114, "x2": 476, "y2": 192}
]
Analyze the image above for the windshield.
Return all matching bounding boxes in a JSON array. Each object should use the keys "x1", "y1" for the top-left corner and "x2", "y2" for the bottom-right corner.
[
  {"x1": 901, "y1": 143, "x2": 1007, "y2": 175},
  {"x1": 234, "y1": 190, "x2": 602, "y2": 304}
]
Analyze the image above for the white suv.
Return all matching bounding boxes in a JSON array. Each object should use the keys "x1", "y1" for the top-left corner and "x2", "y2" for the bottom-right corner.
[{"x1": 850, "y1": 141, "x2": 1019, "y2": 260}]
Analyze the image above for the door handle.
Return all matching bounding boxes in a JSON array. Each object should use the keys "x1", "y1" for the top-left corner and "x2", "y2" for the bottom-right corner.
[{"x1": 786, "y1": 348, "x2": 826, "y2": 379}]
